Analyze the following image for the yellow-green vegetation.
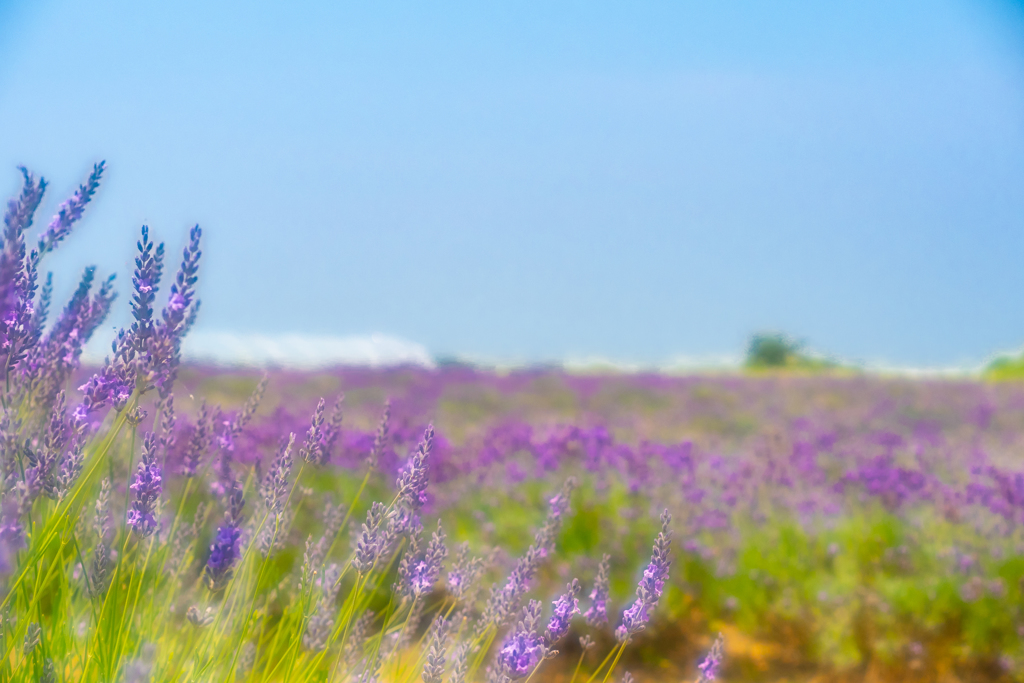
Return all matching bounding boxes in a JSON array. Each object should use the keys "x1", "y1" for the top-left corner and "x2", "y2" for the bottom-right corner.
[{"x1": 983, "y1": 350, "x2": 1024, "y2": 381}]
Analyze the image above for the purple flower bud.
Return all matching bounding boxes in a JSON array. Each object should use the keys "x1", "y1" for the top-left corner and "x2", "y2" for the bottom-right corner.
[
  {"x1": 205, "y1": 524, "x2": 241, "y2": 590},
  {"x1": 399, "y1": 522, "x2": 447, "y2": 599},
  {"x1": 0, "y1": 493, "x2": 26, "y2": 574},
  {"x1": 421, "y1": 615, "x2": 450, "y2": 683},
  {"x1": 182, "y1": 401, "x2": 214, "y2": 477},
  {"x1": 546, "y1": 579, "x2": 581, "y2": 644},
  {"x1": 498, "y1": 628, "x2": 544, "y2": 680},
  {"x1": 616, "y1": 510, "x2": 671, "y2": 642},
  {"x1": 481, "y1": 479, "x2": 576, "y2": 630},
  {"x1": 584, "y1": 554, "x2": 611, "y2": 628},
  {"x1": 299, "y1": 398, "x2": 326, "y2": 465},
  {"x1": 35, "y1": 162, "x2": 103, "y2": 259},
  {"x1": 697, "y1": 633, "x2": 725, "y2": 682},
  {"x1": 129, "y1": 225, "x2": 164, "y2": 347},
  {"x1": 259, "y1": 433, "x2": 294, "y2": 514},
  {"x1": 353, "y1": 502, "x2": 386, "y2": 574},
  {"x1": 322, "y1": 392, "x2": 344, "y2": 460},
  {"x1": 367, "y1": 399, "x2": 390, "y2": 470},
  {"x1": 396, "y1": 424, "x2": 433, "y2": 511},
  {"x1": 127, "y1": 433, "x2": 162, "y2": 538},
  {"x1": 447, "y1": 542, "x2": 484, "y2": 600}
]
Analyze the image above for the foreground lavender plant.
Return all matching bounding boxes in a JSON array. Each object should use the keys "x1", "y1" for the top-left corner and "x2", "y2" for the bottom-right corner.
[
  {"x1": 421, "y1": 615, "x2": 450, "y2": 683},
  {"x1": 127, "y1": 432, "x2": 162, "y2": 537},
  {"x1": 497, "y1": 602, "x2": 546, "y2": 681},
  {"x1": 616, "y1": 510, "x2": 672, "y2": 642},
  {"x1": 482, "y1": 478, "x2": 577, "y2": 631},
  {"x1": 0, "y1": 163, "x2": 737, "y2": 683},
  {"x1": 545, "y1": 579, "x2": 580, "y2": 644}
]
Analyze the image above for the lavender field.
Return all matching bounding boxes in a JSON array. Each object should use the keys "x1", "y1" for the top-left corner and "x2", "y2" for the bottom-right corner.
[
  {"x1": 2, "y1": 163, "x2": 1023, "y2": 683},
  {"x1": 159, "y1": 364, "x2": 1023, "y2": 682}
]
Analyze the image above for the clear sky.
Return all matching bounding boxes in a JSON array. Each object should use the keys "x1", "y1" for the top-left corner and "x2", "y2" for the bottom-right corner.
[{"x1": 1, "y1": 0, "x2": 1023, "y2": 367}]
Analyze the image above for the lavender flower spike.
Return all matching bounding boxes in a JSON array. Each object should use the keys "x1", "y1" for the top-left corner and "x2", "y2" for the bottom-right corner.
[
  {"x1": 367, "y1": 399, "x2": 390, "y2": 470},
  {"x1": 353, "y1": 502, "x2": 386, "y2": 574},
  {"x1": 127, "y1": 433, "x2": 162, "y2": 538},
  {"x1": 129, "y1": 226, "x2": 164, "y2": 353},
  {"x1": 615, "y1": 509, "x2": 672, "y2": 642},
  {"x1": 322, "y1": 392, "x2": 344, "y2": 459},
  {"x1": 480, "y1": 478, "x2": 576, "y2": 630},
  {"x1": 299, "y1": 398, "x2": 326, "y2": 465},
  {"x1": 147, "y1": 225, "x2": 202, "y2": 398},
  {"x1": 447, "y1": 542, "x2": 485, "y2": 600},
  {"x1": 498, "y1": 601, "x2": 546, "y2": 680},
  {"x1": 182, "y1": 401, "x2": 214, "y2": 477},
  {"x1": 396, "y1": 423, "x2": 433, "y2": 511},
  {"x1": 259, "y1": 433, "x2": 294, "y2": 514},
  {"x1": 546, "y1": 579, "x2": 581, "y2": 644},
  {"x1": 421, "y1": 615, "x2": 450, "y2": 683},
  {"x1": 205, "y1": 524, "x2": 241, "y2": 591},
  {"x1": 403, "y1": 521, "x2": 448, "y2": 599},
  {"x1": 584, "y1": 554, "x2": 611, "y2": 628},
  {"x1": 34, "y1": 161, "x2": 104, "y2": 261},
  {"x1": 697, "y1": 633, "x2": 725, "y2": 682}
]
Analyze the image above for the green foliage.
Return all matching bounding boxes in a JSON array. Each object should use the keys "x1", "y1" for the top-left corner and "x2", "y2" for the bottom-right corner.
[
  {"x1": 983, "y1": 351, "x2": 1024, "y2": 381},
  {"x1": 746, "y1": 333, "x2": 801, "y2": 368},
  {"x1": 744, "y1": 333, "x2": 842, "y2": 373}
]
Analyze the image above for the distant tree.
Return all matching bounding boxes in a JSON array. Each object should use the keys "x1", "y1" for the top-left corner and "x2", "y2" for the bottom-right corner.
[{"x1": 746, "y1": 333, "x2": 802, "y2": 368}]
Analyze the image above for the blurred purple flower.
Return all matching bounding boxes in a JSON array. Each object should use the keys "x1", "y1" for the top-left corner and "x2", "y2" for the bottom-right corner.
[{"x1": 583, "y1": 554, "x2": 610, "y2": 628}]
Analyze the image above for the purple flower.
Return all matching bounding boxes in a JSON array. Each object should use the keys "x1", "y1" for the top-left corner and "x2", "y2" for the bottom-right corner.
[
  {"x1": 127, "y1": 433, "x2": 163, "y2": 538},
  {"x1": 367, "y1": 399, "x2": 390, "y2": 470},
  {"x1": 697, "y1": 633, "x2": 725, "y2": 682},
  {"x1": 299, "y1": 398, "x2": 326, "y2": 465},
  {"x1": 259, "y1": 433, "x2": 294, "y2": 514},
  {"x1": 35, "y1": 162, "x2": 104, "y2": 258},
  {"x1": 616, "y1": 510, "x2": 671, "y2": 642},
  {"x1": 368, "y1": 397, "x2": 391, "y2": 473},
  {"x1": 20, "y1": 267, "x2": 116, "y2": 412},
  {"x1": 353, "y1": 502, "x2": 386, "y2": 574},
  {"x1": 396, "y1": 423, "x2": 433, "y2": 510},
  {"x1": 421, "y1": 615, "x2": 450, "y2": 683},
  {"x1": 546, "y1": 579, "x2": 581, "y2": 644},
  {"x1": 142, "y1": 225, "x2": 202, "y2": 398},
  {"x1": 322, "y1": 393, "x2": 344, "y2": 460},
  {"x1": 0, "y1": 169, "x2": 45, "y2": 370},
  {"x1": 498, "y1": 628, "x2": 544, "y2": 679},
  {"x1": 0, "y1": 493, "x2": 26, "y2": 574},
  {"x1": 182, "y1": 401, "x2": 216, "y2": 477},
  {"x1": 218, "y1": 376, "x2": 267, "y2": 452},
  {"x1": 397, "y1": 522, "x2": 447, "y2": 599},
  {"x1": 447, "y1": 542, "x2": 484, "y2": 600},
  {"x1": 75, "y1": 347, "x2": 134, "y2": 420},
  {"x1": 584, "y1": 554, "x2": 610, "y2": 628},
  {"x1": 205, "y1": 524, "x2": 242, "y2": 590},
  {"x1": 129, "y1": 225, "x2": 164, "y2": 348},
  {"x1": 481, "y1": 478, "x2": 576, "y2": 630}
]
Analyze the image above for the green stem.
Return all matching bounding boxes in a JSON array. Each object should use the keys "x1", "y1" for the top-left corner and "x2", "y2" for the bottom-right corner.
[
  {"x1": 599, "y1": 642, "x2": 627, "y2": 683},
  {"x1": 583, "y1": 642, "x2": 622, "y2": 683},
  {"x1": 569, "y1": 647, "x2": 588, "y2": 683}
]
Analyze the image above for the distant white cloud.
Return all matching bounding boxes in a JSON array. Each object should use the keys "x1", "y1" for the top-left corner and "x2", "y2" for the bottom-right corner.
[
  {"x1": 178, "y1": 331, "x2": 436, "y2": 369},
  {"x1": 561, "y1": 354, "x2": 743, "y2": 374}
]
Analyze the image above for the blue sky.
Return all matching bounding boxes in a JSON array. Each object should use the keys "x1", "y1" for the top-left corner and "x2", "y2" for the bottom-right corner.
[{"x1": 1, "y1": 0, "x2": 1023, "y2": 366}]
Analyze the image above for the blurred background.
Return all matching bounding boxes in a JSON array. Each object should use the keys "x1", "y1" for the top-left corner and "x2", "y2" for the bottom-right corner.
[
  {"x1": 5, "y1": 3, "x2": 1024, "y2": 682},
  {"x1": 1, "y1": 0, "x2": 1023, "y2": 372}
]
